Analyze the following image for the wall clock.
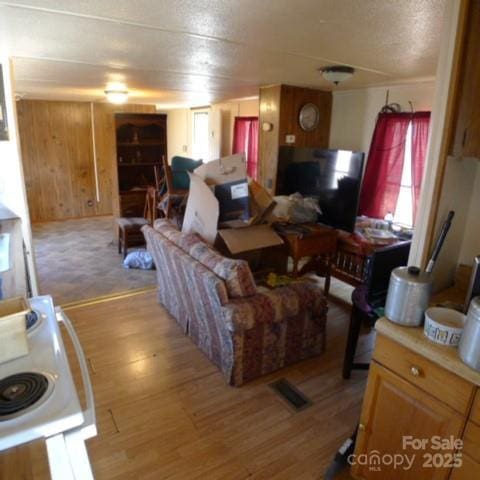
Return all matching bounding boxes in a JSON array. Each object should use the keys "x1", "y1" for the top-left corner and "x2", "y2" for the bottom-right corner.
[{"x1": 298, "y1": 103, "x2": 320, "y2": 132}]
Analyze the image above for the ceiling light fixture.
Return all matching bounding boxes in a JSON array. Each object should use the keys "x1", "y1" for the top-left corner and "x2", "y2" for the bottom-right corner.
[
  {"x1": 319, "y1": 66, "x2": 355, "y2": 85},
  {"x1": 104, "y1": 85, "x2": 129, "y2": 104}
]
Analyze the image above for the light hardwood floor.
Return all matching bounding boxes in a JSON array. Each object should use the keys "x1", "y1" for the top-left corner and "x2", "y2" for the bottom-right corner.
[{"x1": 0, "y1": 290, "x2": 373, "y2": 480}]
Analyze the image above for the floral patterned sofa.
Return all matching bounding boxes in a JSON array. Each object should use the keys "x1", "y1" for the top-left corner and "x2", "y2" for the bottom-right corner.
[{"x1": 143, "y1": 219, "x2": 328, "y2": 386}]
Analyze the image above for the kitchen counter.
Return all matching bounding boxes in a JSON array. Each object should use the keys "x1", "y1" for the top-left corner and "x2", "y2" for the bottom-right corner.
[{"x1": 376, "y1": 316, "x2": 480, "y2": 387}]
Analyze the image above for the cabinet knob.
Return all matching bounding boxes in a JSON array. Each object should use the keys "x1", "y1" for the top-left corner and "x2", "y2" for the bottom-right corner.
[
  {"x1": 410, "y1": 366, "x2": 422, "y2": 377},
  {"x1": 358, "y1": 423, "x2": 366, "y2": 432}
]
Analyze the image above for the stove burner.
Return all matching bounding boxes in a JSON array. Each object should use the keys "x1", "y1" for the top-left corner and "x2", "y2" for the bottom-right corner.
[{"x1": 0, "y1": 373, "x2": 49, "y2": 418}]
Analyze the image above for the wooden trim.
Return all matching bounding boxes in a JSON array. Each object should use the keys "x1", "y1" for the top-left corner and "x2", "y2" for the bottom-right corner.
[
  {"x1": 62, "y1": 285, "x2": 156, "y2": 310},
  {"x1": 90, "y1": 102, "x2": 100, "y2": 203},
  {"x1": 30, "y1": 213, "x2": 114, "y2": 224},
  {"x1": 418, "y1": 0, "x2": 470, "y2": 267}
]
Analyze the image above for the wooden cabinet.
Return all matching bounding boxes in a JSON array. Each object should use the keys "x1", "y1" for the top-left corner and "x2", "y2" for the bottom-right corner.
[
  {"x1": 373, "y1": 335, "x2": 473, "y2": 414},
  {"x1": 17, "y1": 100, "x2": 157, "y2": 221},
  {"x1": 351, "y1": 328, "x2": 480, "y2": 480},
  {"x1": 353, "y1": 361, "x2": 464, "y2": 479},
  {"x1": 451, "y1": 0, "x2": 480, "y2": 158},
  {"x1": 450, "y1": 454, "x2": 480, "y2": 480},
  {"x1": 470, "y1": 389, "x2": 480, "y2": 425},
  {"x1": 114, "y1": 113, "x2": 167, "y2": 217}
]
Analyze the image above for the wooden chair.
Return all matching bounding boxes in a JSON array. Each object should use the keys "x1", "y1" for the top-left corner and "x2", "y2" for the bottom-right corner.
[
  {"x1": 143, "y1": 186, "x2": 158, "y2": 226},
  {"x1": 116, "y1": 164, "x2": 163, "y2": 259},
  {"x1": 158, "y1": 156, "x2": 189, "y2": 219},
  {"x1": 117, "y1": 217, "x2": 148, "y2": 260},
  {"x1": 342, "y1": 241, "x2": 411, "y2": 379}
]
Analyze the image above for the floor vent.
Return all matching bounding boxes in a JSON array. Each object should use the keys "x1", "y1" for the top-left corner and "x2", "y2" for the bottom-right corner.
[{"x1": 269, "y1": 378, "x2": 313, "y2": 412}]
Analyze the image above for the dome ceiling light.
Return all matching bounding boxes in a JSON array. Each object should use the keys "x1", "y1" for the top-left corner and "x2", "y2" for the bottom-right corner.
[
  {"x1": 104, "y1": 84, "x2": 129, "y2": 104},
  {"x1": 319, "y1": 66, "x2": 355, "y2": 85}
]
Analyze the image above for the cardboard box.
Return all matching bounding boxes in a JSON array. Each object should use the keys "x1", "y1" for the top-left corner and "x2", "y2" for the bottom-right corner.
[
  {"x1": 182, "y1": 157, "x2": 283, "y2": 257},
  {"x1": 182, "y1": 172, "x2": 219, "y2": 245},
  {"x1": 195, "y1": 153, "x2": 247, "y2": 185},
  {"x1": 214, "y1": 179, "x2": 250, "y2": 222},
  {"x1": 248, "y1": 179, "x2": 276, "y2": 226},
  {"x1": 216, "y1": 224, "x2": 283, "y2": 255}
]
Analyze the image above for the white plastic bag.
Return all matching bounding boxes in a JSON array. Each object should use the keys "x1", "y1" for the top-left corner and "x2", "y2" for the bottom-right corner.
[
  {"x1": 272, "y1": 193, "x2": 322, "y2": 223},
  {"x1": 123, "y1": 250, "x2": 154, "y2": 270}
]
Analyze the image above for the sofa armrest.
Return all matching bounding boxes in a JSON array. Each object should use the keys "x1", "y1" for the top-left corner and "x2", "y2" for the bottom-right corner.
[{"x1": 221, "y1": 281, "x2": 328, "y2": 332}]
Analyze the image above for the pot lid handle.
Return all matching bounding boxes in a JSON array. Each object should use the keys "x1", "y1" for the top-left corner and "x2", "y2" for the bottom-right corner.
[{"x1": 408, "y1": 266, "x2": 421, "y2": 276}]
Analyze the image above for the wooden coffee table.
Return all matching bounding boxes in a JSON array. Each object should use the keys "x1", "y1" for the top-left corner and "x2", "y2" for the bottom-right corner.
[{"x1": 277, "y1": 224, "x2": 338, "y2": 295}]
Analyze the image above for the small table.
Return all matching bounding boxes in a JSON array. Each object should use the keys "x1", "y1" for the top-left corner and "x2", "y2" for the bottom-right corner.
[
  {"x1": 334, "y1": 230, "x2": 404, "y2": 286},
  {"x1": 277, "y1": 224, "x2": 338, "y2": 295}
]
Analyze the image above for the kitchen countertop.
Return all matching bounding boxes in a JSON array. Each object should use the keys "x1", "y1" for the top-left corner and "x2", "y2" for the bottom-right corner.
[{"x1": 376, "y1": 317, "x2": 480, "y2": 387}]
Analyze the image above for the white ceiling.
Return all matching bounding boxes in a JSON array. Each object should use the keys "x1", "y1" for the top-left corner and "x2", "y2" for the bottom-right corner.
[{"x1": 0, "y1": 0, "x2": 446, "y2": 108}]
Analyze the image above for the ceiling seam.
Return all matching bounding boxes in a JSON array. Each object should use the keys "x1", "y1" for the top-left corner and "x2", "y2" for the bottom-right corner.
[
  {"x1": 12, "y1": 55, "x2": 263, "y2": 85},
  {"x1": 0, "y1": 2, "x2": 392, "y2": 77},
  {"x1": 14, "y1": 79, "x2": 258, "y2": 97}
]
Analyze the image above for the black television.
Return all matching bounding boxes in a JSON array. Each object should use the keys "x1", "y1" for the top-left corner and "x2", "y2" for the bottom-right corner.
[{"x1": 276, "y1": 146, "x2": 365, "y2": 232}]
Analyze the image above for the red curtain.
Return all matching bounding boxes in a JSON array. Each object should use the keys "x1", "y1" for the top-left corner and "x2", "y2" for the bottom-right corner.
[
  {"x1": 411, "y1": 112, "x2": 431, "y2": 222},
  {"x1": 358, "y1": 113, "x2": 411, "y2": 219},
  {"x1": 232, "y1": 116, "x2": 259, "y2": 179}
]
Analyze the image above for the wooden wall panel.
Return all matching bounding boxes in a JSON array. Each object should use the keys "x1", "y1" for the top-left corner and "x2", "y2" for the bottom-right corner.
[
  {"x1": 92, "y1": 103, "x2": 155, "y2": 218},
  {"x1": 258, "y1": 84, "x2": 332, "y2": 193},
  {"x1": 18, "y1": 100, "x2": 97, "y2": 222},
  {"x1": 17, "y1": 100, "x2": 155, "y2": 222},
  {"x1": 258, "y1": 85, "x2": 281, "y2": 190},
  {"x1": 279, "y1": 85, "x2": 332, "y2": 148}
]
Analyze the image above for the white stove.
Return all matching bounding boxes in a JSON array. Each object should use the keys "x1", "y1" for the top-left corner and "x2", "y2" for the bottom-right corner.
[{"x1": 0, "y1": 295, "x2": 96, "y2": 479}]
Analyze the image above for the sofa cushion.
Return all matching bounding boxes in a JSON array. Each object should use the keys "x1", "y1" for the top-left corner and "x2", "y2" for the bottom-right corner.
[
  {"x1": 153, "y1": 219, "x2": 257, "y2": 299},
  {"x1": 153, "y1": 218, "x2": 200, "y2": 252},
  {"x1": 188, "y1": 242, "x2": 257, "y2": 298},
  {"x1": 223, "y1": 281, "x2": 328, "y2": 331}
]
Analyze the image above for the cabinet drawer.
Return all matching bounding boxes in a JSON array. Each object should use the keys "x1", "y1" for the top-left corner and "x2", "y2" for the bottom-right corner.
[
  {"x1": 286, "y1": 232, "x2": 337, "y2": 258},
  {"x1": 463, "y1": 421, "x2": 480, "y2": 462},
  {"x1": 374, "y1": 335, "x2": 474, "y2": 414},
  {"x1": 470, "y1": 390, "x2": 480, "y2": 425},
  {"x1": 449, "y1": 453, "x2": 480, "y2": 480}
]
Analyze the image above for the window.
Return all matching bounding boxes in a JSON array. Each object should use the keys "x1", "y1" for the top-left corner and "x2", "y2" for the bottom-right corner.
[
  {"x1": 358, "y1": 112, "x2": 430, "y2": 227},
  {"x1": 232, "y1": 116, "x2": 259, "y2": 179},
  {"x1": 192, "y1": 111, "x2": 210, "y2": 161},
  {"x1": 394, "y1": 122, "x2": 413, "y2": 227},
  {"x1": 333, "y1": 150, "x2": 353, "y2": 188}
]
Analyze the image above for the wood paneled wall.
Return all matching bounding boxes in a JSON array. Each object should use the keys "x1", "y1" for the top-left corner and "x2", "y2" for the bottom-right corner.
[
  {"x1": 278, "y1": 85, "x2": 332, "y2": 148},
  {"x1": 17, "y1": 100, "x2": 155, "y2": 222},
  {"x1": 91, "y1": 103, "x2": 155, "y2": 219},
  {"x1": 258, "y1": 85, "x2": 282, "y2": 191},
  {"x1": 258, "y1": 84, "x2": 332, "y2": 192},
  {"x1": 18, "y1": 100, "x2": 97, "y2": 222}
]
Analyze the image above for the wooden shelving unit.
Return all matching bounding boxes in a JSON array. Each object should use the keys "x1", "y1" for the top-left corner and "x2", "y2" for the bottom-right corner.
[{"x1": 114, "y1": 113, "x2": 167, "y2": 216}]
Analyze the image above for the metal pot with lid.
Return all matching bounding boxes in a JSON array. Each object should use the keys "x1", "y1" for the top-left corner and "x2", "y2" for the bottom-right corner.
[
  {"x1": 459, "y1": 297, "x2": 480, "y2": 371},
  {"x1": 385, "y1": 266, "x2": 432, "y2": 327},
  {"x1": 384, "y1": 210, "x2": 455, "y2": 327}
]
